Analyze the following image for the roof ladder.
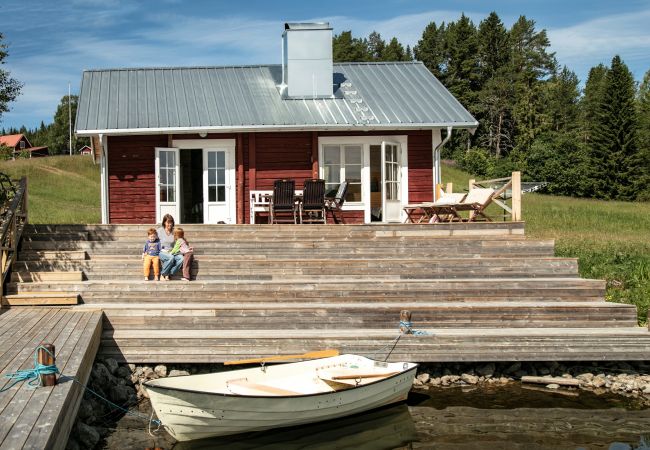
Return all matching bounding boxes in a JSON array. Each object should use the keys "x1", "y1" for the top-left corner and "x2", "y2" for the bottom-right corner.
[{"x1": 341, "y1": 81, "x2": 376, "y2": 124}]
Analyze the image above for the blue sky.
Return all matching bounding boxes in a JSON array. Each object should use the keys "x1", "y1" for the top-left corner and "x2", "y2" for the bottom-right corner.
[{"x1": 2, "y1": 0, "x2": 650, "y2": 130}]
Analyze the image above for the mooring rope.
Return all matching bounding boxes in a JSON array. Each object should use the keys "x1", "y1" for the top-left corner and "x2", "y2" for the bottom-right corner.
[
  {"x1": 2, "y1": 346, "x2": 161, "y2": 427},
  {"x1": 0, "y1": 346, "x2": 59, "y2": 392}
]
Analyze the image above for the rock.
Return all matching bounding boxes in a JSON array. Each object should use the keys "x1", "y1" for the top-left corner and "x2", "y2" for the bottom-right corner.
[
  {"x1": 91, "y1": 363, "x2": 113, "y2": 387},
  {"x1": 546, "y1": 384, "x2": 560, "y2": 389},
  {"x1": 617, "y1": 362, "x2": 634, "y2": 372},
  {"x1": 592, "y1": 376, "x2": 607, "y2": 388},
  {"x1": 476, "y1": 363, "x2": 495, "y2": 377},
  {"x1": 417, "y1": 372, "x2": 430, "y2": 383},
  {"x1": 514, "y1": 370, "x2": 527, "y2": 379},
  {"x1": 504, "y1": 362, "x2": 521, "y2": 375},
  {"x1": 76, "y1": 401, "x2": 94, "y2": 421},
  {"x1": 169, "y1": 369, "x2": 190, "y2": 377},
  {"x1": 65, "y1": 437, "x2": 81, "y2": 450},
  {"x1": 104, "y1": 358, "x2": 119, "y2": 375},
  {"x1": 74, "y1": 422, "x2": 100, "y2": 449},
  {"x1": 461, "y1": 374, "x2": 479, "y2": 385},
  {"x1": 537, "y1": 367, "x2": 550, "y2": 376},
  {"x1": 109, "y1": 385, "x2": 135, "y2": 405},
  {"x1": 577, "y1": 373, "x2": 594, "y2": 382},
  {"x1": 643, "y1": 385, "x2": 650, "y2": 394},
  {"x1": 142, "y1": 366, "x2": 155, "y2": 380},
  {"x1": 154, "y1": 365, "x2": 168, "y2": 378},
  {"x1": 440, "y1": 375, "x2": 452, "y2": 386},
  {"x1": 128, "y1": 363, "x2": 136, "y2": 371},
  {"x1": 429, "y1": 377, "x2": 441, "y2": 386},
  {"x1": 115, "y1": 366, "x2": 131, "y2": 379}
]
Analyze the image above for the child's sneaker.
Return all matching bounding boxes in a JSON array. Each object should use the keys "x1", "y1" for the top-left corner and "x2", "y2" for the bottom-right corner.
[
  {"x1": 163, "y1": 275, "x2": 170, "y2": 281},
  {"x1": 144, "y1": 277, "x2": 149, "y2": 281},
  {"x1": 181, "y1": 277, "x2": 190, "y2": 282},
  {"x1": 155, "y1": 277, "x2": 160, "y2": 281}
]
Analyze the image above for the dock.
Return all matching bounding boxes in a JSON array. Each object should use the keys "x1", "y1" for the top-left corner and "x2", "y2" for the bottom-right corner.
[{"x1": 0, "y1": 308, "x2": 102, "y2": 450}]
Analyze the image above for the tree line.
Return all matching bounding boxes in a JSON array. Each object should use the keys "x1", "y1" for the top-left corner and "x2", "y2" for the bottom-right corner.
[{"x1": 333, "y1": 13, "x2": 649, "y2": 201}]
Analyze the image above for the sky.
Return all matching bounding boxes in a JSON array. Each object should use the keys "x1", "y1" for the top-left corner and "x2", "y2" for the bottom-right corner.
[{"x1": 2, "y1": 0, "x2": 650, "y2": 130}]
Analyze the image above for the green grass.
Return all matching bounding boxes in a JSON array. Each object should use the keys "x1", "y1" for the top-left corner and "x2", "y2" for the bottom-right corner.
[
  {"x1": 0, "y1": 155, "x2": 100, "y2": 224},
  {"x1": 441, "y1": 162, "x2": 650, "y2": 324}
]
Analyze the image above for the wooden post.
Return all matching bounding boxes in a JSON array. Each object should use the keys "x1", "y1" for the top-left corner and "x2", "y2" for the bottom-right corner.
[
  {"x1": 311, "y1": 132, "x2": 319, "y2": 179},
  {"x1": 468, "y1": 179, "x2": 475, "y2": 191},
  {"x1": 38, "y1": 344, "x2": 56, "y2": 386},
  {"x1": 512, "y1": 171, "x2": 521, "y2": 222},
  {"x1": 399, "y1": 310, "x2": 412, "y2": 335},
  {"x1": 435, "y1": 184, "x2": 443, "y2": 199},
  {"x1": 446, "y1": 182, "x2": 453, "y2": 195},
  {"x1": 237, "y1": 134, "x2": 244, "y2": 224}
]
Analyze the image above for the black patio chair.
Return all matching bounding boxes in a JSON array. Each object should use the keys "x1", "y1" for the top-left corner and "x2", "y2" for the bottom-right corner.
[
  {"x1": 270, "y1": 179, "x2": 297, "y2": 224},
  {"x1": 300, "y1": 179, "x2": 326, "y2": 224},
  {"x1": 325, "y1": 181, "x2": 348, "y2": 224}
]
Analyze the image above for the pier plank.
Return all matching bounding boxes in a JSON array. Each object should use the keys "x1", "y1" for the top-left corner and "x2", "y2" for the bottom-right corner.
[{"x1": 0, "y1": 309, "x2": 102, "y2": 450}]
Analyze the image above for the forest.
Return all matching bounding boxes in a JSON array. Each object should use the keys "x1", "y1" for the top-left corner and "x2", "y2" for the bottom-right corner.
[{"x1": 332, "y1": 12, "x2": 650, "y2": 201}]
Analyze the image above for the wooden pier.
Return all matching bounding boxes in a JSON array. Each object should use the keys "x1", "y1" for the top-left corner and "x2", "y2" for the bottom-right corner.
[{"x1": 0, "y1": 308, "x2": 102, "y2": 450}]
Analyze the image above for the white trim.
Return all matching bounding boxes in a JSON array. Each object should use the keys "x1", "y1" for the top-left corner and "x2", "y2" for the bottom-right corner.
[
  {"x1": 76, "y1": 123, "x2": 478, "y2": 137},
  {"x1": 99, "y1": 134, "x2": 109, "y2": 224},
  {"x1": 171, "y1": 138, "x2": 236, "y2": 149},
  {"x1": 155, "y1": 147, "x2": 181, "y2": 224},
  {"x1": 318, "y1": 135, "x2": 408, "y2": 224}
]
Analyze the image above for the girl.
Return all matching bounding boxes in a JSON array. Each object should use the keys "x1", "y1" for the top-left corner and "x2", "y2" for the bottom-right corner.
[{"x1": 171, "y1": 227, "x2": 194, "y2": 282}]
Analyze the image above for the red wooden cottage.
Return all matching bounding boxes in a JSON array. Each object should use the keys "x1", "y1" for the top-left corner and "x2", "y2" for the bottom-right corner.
[
  {"x1": 75, "y1": 23, "x2": 477, "y2": 224},
  {"x1": 0, "y1": 134, "x2": 49, "y2": 158}
]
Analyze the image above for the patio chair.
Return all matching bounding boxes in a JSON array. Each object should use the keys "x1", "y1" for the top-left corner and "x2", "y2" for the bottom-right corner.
[
  {"x1": 300, "y1": 179, "x2": 327, "y2": 224},
  {"x1": 429, "y1": 188, "x2": 495, "y2": 222},
  {"x1": 270, "y1": 179, "x2": 297, "y2": 224},
  {"x1": 324, "y1": 181, "x2": 348, "y2": 224}
]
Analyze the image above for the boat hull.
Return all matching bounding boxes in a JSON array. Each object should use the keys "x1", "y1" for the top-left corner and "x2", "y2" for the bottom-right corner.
[{"x1": 145, "y1": 355, "x2": 417, "y2": 441}]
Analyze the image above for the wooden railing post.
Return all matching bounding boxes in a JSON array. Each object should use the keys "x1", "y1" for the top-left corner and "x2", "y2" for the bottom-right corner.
[
  {"x1": 446, "y1": 182, "x2": 453, "y2": 194},
  {"x1": 468, "y1": 179, "x2": 475, "y2": 191},
  {"x1": 512, "y1": 171, "x2": 521, "y2": 221}
]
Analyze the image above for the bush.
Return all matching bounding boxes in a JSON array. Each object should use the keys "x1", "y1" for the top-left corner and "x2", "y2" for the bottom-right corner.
[
  {"x1": 0, "y1": 145, "x2": 13, "y2": 161},
  {"x1": 456, "y1": 148, "x2": 494, "y2": 178}
]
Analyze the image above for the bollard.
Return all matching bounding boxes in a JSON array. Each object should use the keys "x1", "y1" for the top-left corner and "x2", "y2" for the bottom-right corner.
[
  {"x1": 38, "y1": 343, "x2": 56, "y2": 386},
  {"x1": 399, "y1": 310, "x2": 412, "y2": 335}
]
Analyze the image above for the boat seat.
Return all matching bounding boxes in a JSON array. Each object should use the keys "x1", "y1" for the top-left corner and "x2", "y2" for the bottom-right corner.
[{"x1": 226, "y1": 379, "x2": 301, "y2": 396}]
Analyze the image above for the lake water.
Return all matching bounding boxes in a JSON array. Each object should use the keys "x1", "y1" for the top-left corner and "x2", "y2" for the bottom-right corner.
[{"x1": 100, "y1": 385, "x2": 650, "y2": 449}]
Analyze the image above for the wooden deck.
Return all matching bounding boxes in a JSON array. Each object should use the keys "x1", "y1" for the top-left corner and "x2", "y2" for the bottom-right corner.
[
  {"x1": 0, "y1": 308, "x2": 102, "y2": 450},
  {"x1": 6, "y1": 222, "x2": 650, "y2": 363}
]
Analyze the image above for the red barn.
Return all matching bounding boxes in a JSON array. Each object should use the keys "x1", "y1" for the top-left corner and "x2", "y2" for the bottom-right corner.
[
  {"x1": 0, "y1": 134, "x2": 49, "y2": 158},
  {"x1": 75, "y1": 23, "x2": 477, "y2": 224}
]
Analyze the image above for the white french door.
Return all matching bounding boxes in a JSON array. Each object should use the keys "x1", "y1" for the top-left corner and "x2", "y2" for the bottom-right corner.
[
  {"x1": 203, "y1": 148, "x2": 234, "y2": 224},
  {"x1": 155, "y1": 147, "x2": 180, "y2": 223},
  {"x1": 382, "y1": 141, "x2": 402, "y2": 222}
]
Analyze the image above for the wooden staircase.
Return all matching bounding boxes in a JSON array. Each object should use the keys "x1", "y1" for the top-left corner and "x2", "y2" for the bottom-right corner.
[{"x1": 5, "y1": 222, "x2": 649, "y2": 363}]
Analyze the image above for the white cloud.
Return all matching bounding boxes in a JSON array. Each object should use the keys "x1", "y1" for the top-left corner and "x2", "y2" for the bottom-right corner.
[{"x1": 548, "y1": 8, "x2": 650, "y2": 80}]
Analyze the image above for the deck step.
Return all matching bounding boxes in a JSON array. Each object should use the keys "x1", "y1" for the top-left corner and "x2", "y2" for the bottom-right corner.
[
  {"x1": 2, "y1": 292, "x2": 80, "y2": 306},
  {"x1": 10, "y1": 271, "x2": 84, "y2": 282}
]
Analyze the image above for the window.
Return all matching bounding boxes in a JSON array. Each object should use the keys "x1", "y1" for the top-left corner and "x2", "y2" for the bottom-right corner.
[
  {"x1": 322, "y1": 145, "x2": 362, "y2": 202},
  {"x1": 159, "y1": 151, "x2": 176, "y2": 202},
  {"x1": 19, "y1": 141, "x2": 25, "y2": 149},
  {"x1": 207, "y1": 151, "x2": 226, "y2": 202}
]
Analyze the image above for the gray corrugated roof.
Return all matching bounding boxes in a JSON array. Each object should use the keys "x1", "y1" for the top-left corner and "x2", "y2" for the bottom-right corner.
[{"x1": 75, "y1": 62, "x2": 477, "y2": 134}]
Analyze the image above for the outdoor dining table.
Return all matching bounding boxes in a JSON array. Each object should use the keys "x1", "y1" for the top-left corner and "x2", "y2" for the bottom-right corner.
[{"x1": 402, "y1": 203, "x2": 436, "y2": 223}]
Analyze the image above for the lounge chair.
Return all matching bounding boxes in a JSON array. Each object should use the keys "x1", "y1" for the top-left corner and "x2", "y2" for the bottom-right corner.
[
  {"x1": 402, "y1": 193, "x2": 466, "y2": 223},
  {"x1": 428, "y1": 188, "x2": 495, "y2": 222},
  {"x1": 270, "y1": 179, "x2": 297, "y2": 224},
  {"x1": 300, "y1": 179, "x2": 327, "y2": 224},
  {"x1": 324, "y1": 181, "x2": 348, "y2": 224}
]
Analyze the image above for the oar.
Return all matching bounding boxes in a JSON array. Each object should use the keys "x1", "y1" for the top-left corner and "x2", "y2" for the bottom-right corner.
[{"x1": 224, "y1": 349, "x2": 339, "y2": 366}]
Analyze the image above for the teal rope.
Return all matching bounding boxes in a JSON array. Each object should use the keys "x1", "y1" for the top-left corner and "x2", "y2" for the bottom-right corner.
[
  {"x1": 1, "y1": 347, "x2": 161, "y2": 427},
  {"x1": 1, "y1": 346, "x2": 59, "y2": 392},
  {"x1": 399, "y1": 320, "x2": 431, "y2": 336}
]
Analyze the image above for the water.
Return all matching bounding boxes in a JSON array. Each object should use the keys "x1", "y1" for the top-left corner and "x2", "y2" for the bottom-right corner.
[{"x1": 100, "y1": 386, "x2": 650, "y2": 449}]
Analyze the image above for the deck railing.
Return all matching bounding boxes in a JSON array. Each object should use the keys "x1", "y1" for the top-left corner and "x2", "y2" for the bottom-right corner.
[
  {"x1": 1, "y1": 177, "x2": 28, "y2": 288},
  {"x1": 469, "y1": 171, "x2": 521, "y2": 221}
]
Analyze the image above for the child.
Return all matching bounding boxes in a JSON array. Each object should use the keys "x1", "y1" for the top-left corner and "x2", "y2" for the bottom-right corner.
[
  {"x1": 142, "y1": 228, "x2": 161, "y2": 281},
  {"x1": 170, "y1": 227, "x2": 194, "y2": 282}
]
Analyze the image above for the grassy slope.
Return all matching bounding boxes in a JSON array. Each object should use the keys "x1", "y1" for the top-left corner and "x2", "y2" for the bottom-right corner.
[
  {"x1": 0, "y1": 155, "x2": 100, "y2": 224},
  {"x1": 442, "y1": 163, "x2": 650, "y2": 323}
]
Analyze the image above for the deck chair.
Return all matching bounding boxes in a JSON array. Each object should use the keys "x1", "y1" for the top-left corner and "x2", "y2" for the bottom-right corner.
[
  {"x1": 300, "y1": 179, "x2": 327, "y2": 224},
  {"x1": 324, "y1": 181, "x2": 348, "y2": 224},
  {"x1": 403, "y1": 193, "x2": 466, "y2": 223},
  {"x1": 429, "y1": 188, "x2": 495, "y2": 222},
  {"x1": 270, "y1": 179, "x2": 297, "y2": 224}
]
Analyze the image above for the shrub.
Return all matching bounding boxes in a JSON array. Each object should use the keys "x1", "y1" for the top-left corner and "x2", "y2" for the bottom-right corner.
[{"x1": 456, "y1": 148, "x2": 494, "y2": 178}]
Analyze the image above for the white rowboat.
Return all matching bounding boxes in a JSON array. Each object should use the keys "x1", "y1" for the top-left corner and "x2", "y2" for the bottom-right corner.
[{"x1": 145, "y1": 354, "x2": 418, "y2": 442}]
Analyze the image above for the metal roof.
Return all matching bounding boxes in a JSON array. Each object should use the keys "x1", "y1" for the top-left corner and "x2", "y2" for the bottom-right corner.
[{"x1": 75, "y1": 62, "x2": 478, "y2": 135}]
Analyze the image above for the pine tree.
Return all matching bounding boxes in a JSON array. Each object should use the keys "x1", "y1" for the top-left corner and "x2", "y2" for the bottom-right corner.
[
  {"x1": 508, "y1": 16, "x2": 556, "y2": 151},
  {"x1": 367, "y1": 31, "x2": 385, "y2": 61},
  {"x1": 332, "y1": 31, "x2": 369, "y2": 62},
  {"x1": 405, "y1": 45, "x2": 413, "y2": 61},
  {"x1": 383, "y1": 37, "x2": 405, "y2": 61},
  {"x1": 414, "y1": 21, "x2": 447, "y2": 79},
  {"x1": 544, "y1": 66, "x2": 580, "y2": 133},
  {"x1": 580, "y1": 64, "x2": 608, "y2": 144},
  {"x1": 476, "y1": 12, "x2": 509, "y2": 83},
  {"x1": 633, "y1": 69, "x2": 650, "y2": 200},
  {"x1": 444, "y1": 14, "x2": 480, "y2": 107},
  {"x1": 589, "y1": 56, "x2": 639, "y2": 200}
]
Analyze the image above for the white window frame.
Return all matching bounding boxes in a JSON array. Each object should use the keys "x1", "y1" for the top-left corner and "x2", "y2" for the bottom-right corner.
[{"x1": 318, "y1": 136, "x2": 409, "y2": 223}]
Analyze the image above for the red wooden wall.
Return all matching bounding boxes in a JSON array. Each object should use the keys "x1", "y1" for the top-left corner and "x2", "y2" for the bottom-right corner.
[{"x1": 106, "y1": 130, "x2": 433, "y2": 224}]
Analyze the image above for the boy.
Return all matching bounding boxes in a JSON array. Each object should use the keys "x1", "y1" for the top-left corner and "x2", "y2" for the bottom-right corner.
[{"x1": 142, "y1": 228, "x2": 162, "y2": 281}]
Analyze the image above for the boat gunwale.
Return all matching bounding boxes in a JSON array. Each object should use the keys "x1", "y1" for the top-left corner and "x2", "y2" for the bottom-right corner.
[{"x1": 144, "y1": 364, "x2": 419, "y2": 400}]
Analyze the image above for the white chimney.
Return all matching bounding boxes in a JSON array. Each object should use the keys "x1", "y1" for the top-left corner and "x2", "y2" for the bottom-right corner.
[{"x1": 282, "y1": 22, "x2": 333, "y2": 98}]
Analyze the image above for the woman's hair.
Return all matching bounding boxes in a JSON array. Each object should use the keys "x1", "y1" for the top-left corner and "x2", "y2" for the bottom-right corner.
[
  {"x1": 173, "y1": 227, "x2": 185, "y2": 240},
  {"x1": 162, "y1": 214, "x2": 175, "y2": 228}
]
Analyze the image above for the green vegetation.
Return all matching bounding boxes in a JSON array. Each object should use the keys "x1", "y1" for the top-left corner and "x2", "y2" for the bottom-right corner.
[
  {"x1": 0, "y1": 155, "x2": 100, "y2": 223},
  {"x1": 441, "y1": 163, "x2": 650, "y2": 324}
]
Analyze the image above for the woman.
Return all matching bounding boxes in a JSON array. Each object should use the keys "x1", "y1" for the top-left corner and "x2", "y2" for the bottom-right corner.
[{"x1": 157, "y1": 214, "x2": 183, "y2": 280}]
